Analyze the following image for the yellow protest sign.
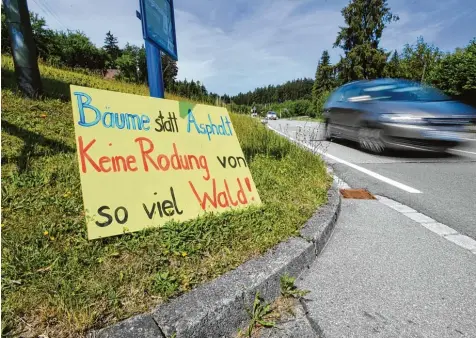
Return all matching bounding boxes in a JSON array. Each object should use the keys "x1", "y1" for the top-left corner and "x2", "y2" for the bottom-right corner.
[{"x1": 70, "y1": 85, "x2": 261, "y2": 239}]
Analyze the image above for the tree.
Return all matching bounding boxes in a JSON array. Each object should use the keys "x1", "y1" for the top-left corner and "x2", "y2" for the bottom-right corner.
[
  {"x1": 1, "y1": 6, "x2": 54, "y2": 58},
  {"x1": 29, "y1": 12, "x2": 56, "y2": 61},
  {"x1": 161, "y1": 53, "x2": 178, "y2": 90},
  {"x1": 56, "y1": 30, "x2": 107, "y2": 70},
  {"x1": 334, "y1": 0, "x2": 399, "y2": 81},
  {"x1": 103, "y1": 31, "x2": 120, "y2": 68},
  {"x1": 400, "y1": 36, "x2": 441, "y2": 82},
  {"x1": 317, "y1": 90, "x2": 331, "y2": 115},
  {"x1": 334, "y1": 55, "x2": 351, "y2": 84},
  {"x1": 116, "y1": 43, "x2": 140, "y2": 82},
  {"x1": 230, "y1": 78, "x2": 313, "y2": 105},
  {"x1": 1, "y1": 5, "x2": 11, "y2": 54},
  {"x1": 137, "y1": 45, "x2": 147, "y2": 83},
  {"x1": 383, "y1": 50, "x2": 401, "y2": 78},
  {"x1": 430, "y1": 39, "x2": 476, "y2": 106},
  {"x1": 312, "y1": 50, "x2": 335, "y2": 115}
]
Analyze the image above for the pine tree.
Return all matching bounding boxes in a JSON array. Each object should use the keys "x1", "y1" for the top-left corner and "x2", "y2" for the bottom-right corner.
[
  {"x1": 312, "y1": 63, "x2": 321, "y2": 115},
  {"x1": 313, "y1": 51, "x2": 334, "y2": 94},
  {"x1": 312, "y1": 50, "x2": 335, "y2": 116},
  {"x1": 103, "y1": 31, "x2": 121, "y2": 68},
  {"x1": 334, "y1": 0, "x2": 398, "y2": 81}
]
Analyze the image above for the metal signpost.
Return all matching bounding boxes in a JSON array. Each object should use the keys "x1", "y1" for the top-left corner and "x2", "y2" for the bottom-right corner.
[
  {"x1": 137, "y1": 0, "x2": 178, "y2": 98},
  {"x1": 3, "y1": 0, "x2": 43, "y2": 97}
]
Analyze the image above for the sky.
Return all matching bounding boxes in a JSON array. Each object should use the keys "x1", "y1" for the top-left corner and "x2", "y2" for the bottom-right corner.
[{"x1": 28, "y1": 0, "x2": 476, "y2": 96}]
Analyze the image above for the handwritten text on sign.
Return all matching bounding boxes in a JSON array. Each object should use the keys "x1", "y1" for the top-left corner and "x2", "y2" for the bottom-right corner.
[{"x1": 70, "y1": 86, "x2": 261, "y2": 239}]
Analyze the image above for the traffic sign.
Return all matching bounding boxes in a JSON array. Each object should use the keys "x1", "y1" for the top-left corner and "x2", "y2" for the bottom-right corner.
[{"x1": 139, "y1": 0, "x2": 178, "y2": 61}]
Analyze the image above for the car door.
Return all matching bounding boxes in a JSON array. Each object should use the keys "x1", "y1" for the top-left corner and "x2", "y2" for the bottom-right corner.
[
  {"x1": 338, "y1": 85, "x2": 366, "y2": 140},
  {"x1": 323, "y1": 87, "x2": 346, "y2": 137},
  {"x1": 326, "y1": 85, "x2": 362, "y2": 138}
]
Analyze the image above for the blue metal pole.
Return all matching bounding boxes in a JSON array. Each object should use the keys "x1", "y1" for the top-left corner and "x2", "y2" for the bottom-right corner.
[{"x1": 145, "y1": 39, "x2": 164, "y2": 98}]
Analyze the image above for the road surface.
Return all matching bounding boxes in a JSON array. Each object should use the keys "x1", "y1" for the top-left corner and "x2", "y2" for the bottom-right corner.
[{"x1": 267, "y1": 119, "x2": 476, "y2": 240}]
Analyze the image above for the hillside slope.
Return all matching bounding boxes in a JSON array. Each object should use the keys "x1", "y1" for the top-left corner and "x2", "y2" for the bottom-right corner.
[{"x1": 1, "y1": 56, "x2": 331, "y2": 337}]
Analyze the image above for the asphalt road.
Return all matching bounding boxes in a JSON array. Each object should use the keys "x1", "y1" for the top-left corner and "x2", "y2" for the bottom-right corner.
[
  {"x1": 298, "y1": 199, "x2": 476, "y2": 338},
  {"x1": 267, "y1": 119, "x2": 476, "y2": 240}
]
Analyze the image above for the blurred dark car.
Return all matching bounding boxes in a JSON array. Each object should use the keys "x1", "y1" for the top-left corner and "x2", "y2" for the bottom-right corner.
[{"x1": 323, "y1": 79, "x2": 476, "y2": 153}]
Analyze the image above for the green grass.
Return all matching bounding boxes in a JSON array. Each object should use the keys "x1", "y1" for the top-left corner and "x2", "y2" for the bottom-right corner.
[{"x1": 1, "y1": 55, "x2": 331, "y2": 337}]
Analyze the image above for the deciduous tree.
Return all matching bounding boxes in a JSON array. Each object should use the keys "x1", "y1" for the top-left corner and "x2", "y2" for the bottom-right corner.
[
  {"x1": 400, "y1": 36, "x2": 441, "y2": 82},
  {"x1": 383, "y1": 50, "x2": 401, "y2": 78}
]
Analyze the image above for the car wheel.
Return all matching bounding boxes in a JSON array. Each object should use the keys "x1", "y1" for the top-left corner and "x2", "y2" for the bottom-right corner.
[{"x1": 358, "y1": 127, "x2": 385, "y2": 154}]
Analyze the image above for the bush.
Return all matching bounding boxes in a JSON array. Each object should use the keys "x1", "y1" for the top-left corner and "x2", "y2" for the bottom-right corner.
[
  {"x1": 316, "y1": 91, "x2": 331, "y2": 119},
  {"x1": 429, "y1": 39, "x2": 476, "y2": 106}
]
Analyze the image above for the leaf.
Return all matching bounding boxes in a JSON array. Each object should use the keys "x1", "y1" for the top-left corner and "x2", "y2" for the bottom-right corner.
[
  {"x1": 256, "y1": 319, "x2": 276, "y2": 328},
  {"x1": 36, "y1": 265, "x2": 52, "y2": 273},
  {"x1": 252, "y1": 292, "x2": 260, "y2": 313}
]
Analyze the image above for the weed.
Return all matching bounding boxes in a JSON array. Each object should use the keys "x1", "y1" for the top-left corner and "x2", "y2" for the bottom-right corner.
[
  {"x1": 244, "y1": 292, "x2": 276, "y2": 337},
  {"x1": 151, "y1": 271, "x2": 180, "y2": 299},
  {"x1": 280, "y1": 274, "x2": 310, "y2": 299}
]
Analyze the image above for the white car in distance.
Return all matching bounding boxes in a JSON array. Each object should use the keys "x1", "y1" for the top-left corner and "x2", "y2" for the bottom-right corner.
[{"x1": 266, "y1": 111, "x2": 278, "y2": 120}]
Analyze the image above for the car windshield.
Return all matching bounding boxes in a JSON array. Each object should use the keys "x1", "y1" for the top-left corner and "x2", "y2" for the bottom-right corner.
[{"x1": 362, "y1": 82, "x2": 451, "y2": 102}]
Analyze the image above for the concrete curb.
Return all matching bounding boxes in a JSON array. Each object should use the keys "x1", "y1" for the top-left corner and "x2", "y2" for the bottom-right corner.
[
  {"x1": 300, "y1": 182, "x2": 341, "y2": 257},
  {"x1": 89, "y1": 185, "x2": 340, "y2": 338}
]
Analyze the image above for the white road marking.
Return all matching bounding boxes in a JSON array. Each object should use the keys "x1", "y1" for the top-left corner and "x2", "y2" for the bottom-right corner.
[
  {"x1": 317, "y1": 152, "x2": 422, "y2": 193},
  {"x1": 420, "y1": 222, "x2": 458, "y2": 236},
  {"x1": 376, "y1": 195, "x2": 476, "y2": 255},
  {"x1": 268, "y1": 125, "x2": 422, "y2": 194},
  {"x1": 451, "y1": 148, "x2": 476, "y2": 155}
]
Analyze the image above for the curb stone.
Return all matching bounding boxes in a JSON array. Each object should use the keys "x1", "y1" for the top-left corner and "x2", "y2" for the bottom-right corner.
[
  {"x1": 89, "y1": 152, "x2": 341, "y2": 338},
  {"x1": 153, "y1": 236, "x2": 315, "y2": 338},
  {"x1": 87, "y1": 314, "x2": 165, "y2": 338},
  {"x1": 300, "y1": 182, "x2": 340, "y2": 257}
]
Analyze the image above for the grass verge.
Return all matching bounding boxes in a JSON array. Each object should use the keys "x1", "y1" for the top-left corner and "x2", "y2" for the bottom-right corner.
[{"x1": 1, "y1": 55, "x2": 331, "y2": 337}]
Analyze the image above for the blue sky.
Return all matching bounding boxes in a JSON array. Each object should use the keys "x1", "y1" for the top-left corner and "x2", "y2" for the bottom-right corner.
[{"x1": 29, "y1": 0, "x2": 476, "y2": 96}]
